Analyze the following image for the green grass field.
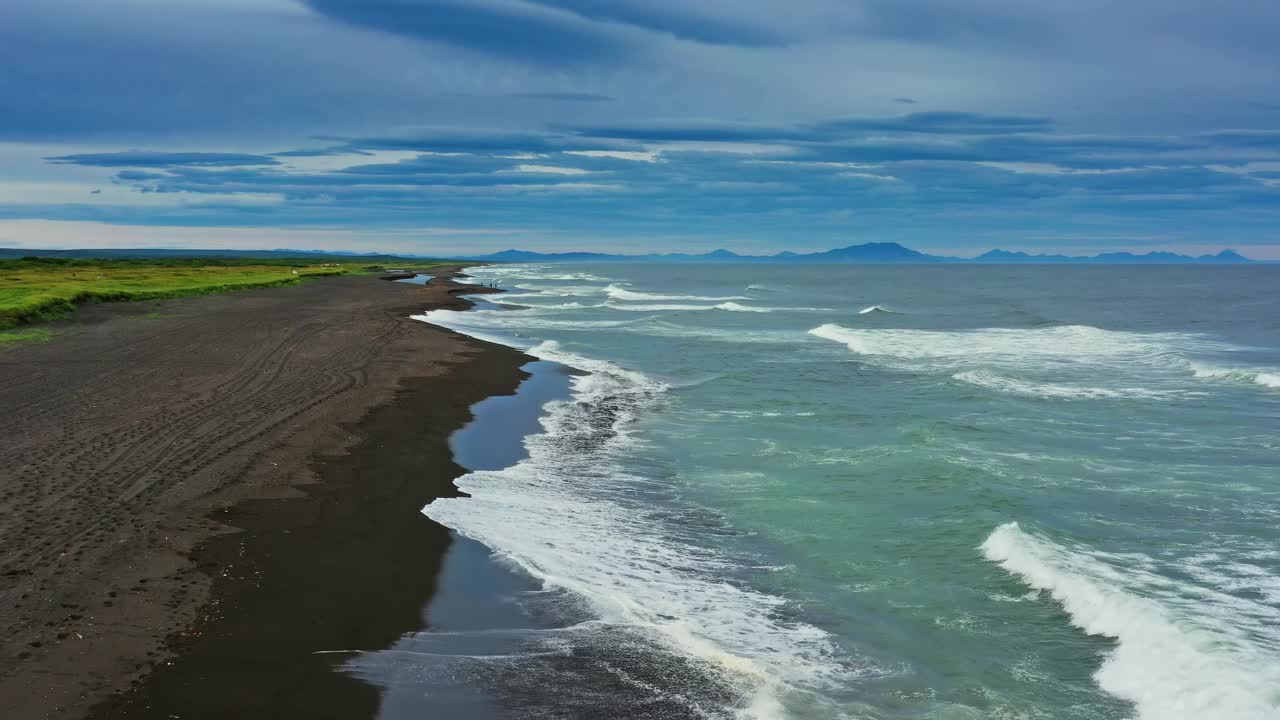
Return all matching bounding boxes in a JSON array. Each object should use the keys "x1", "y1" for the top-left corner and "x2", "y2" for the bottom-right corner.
[{"x1": 0, "y1": 256, "x2": 447, "y2": 331}]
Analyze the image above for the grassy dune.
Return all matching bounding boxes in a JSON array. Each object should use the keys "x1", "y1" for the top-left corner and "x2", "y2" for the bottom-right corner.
[{"x1": 0, "y1": 257, "x2": 442, "y2": 330}]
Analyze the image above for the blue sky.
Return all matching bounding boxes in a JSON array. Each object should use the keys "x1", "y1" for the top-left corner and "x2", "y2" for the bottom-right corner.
[{"x1": 2, "y1": 0, "x2": 1279, "y2": 257}]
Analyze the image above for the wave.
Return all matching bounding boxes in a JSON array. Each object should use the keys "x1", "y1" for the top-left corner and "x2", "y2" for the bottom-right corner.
[
  {"x1": 807, "y1": 324, "x2": 1222, "y2": 363},
  {"x1": 717, "y1": 302, "x2": 769, "y2": 313},
  {"x1": 414, "y1": 309, "x2": 647, "y2": 336},
  {"x1": 1190, "y1": 363, "x2": 1280, "y2": 390},
  {"x1": 605, "y1": 302, "x2": 720, "y2": 312},
  {"x1": 486, "y1": 296, "x2": 605, "y2": 310},
  {"x1": 423, "y1": 340, "x2": 859, "y2": 717},
  {"x1": 953, "y1": 370, "x2": 1178, "y2": 401},
  {"x1": 629, "y1": 321, "x2": 802, "y2": 345},
  {"x1": 523, "y1": 273, "x2": 612, "y2": 282},
  {"x1": 857, "y1": 305, "x2": 900, "y2": 315},
  {"x1": 606, "y1": 284, "x2": 749, "y2": 302},
  {"x1": 603, "y1": 301, "x2": 777, "y2": 313},
  {"x1": 510, "y1": 284, "x2": 609, "y2": 297},
  {"x1": 982, "y1": 523, "x2": 1280, "y2": 720}
]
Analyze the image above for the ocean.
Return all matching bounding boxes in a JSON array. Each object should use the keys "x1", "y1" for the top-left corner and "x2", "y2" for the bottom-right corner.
[{"x1": 402, "y1": 263, "x2": 1278, "y2": 719}]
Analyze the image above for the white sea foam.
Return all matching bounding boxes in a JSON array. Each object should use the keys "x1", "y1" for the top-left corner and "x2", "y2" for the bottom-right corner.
[
  {"x1": 485, "y1": 296, "x2": 605, "y2": 310},
  {"x1": 1190, "y1": 363, "x2": 1280, "y2": 390},
  {"x1": 807, "y1": 324, "x2": 1220, "y2": 364},
  {"x1": 953, "y1": 370, "x2": 1179, "y2": 401},
  {"x1": 628, "y1": 321, "x2": 803, "y2": 345},
  {"x1": 982, "y1": 523, "x2": 1280, "y2": 720},
  {"x1": 606, "y1": 283, "x2": 749, "y2": 302},
  {"x1": 511, "y1": 284, "x2": 610, "y2": 297},
  {"x1": 605, "y1": 302, "x2": 723, "y2": 312},
  {"x1": 415, "y1": 308, "x2": 645, "y2": 334},
  {"x1": 716, "y1": 302, "x2": 770, "y2": 313},
  {"x1": 423, "y1": 340, "x2": 860, "y2": 717},
  {"x1": 602, "y1": 300, "x2": 781, "y2": 313},
  {"x1": 808, "y1": 323, "x2": 1247, "y2": 399},
  {"x1": 857, "y1": 305, "x2": 899, "y2": 315}
]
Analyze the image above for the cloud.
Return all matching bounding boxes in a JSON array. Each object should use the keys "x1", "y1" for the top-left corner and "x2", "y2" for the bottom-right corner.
[
  {"x1": 301, "y1": 0, "x2": 632, "y2": 64},
  {"x1": 523, "y1": 0, "x2": 787, "y2": 47},
  {"x1": 565, "y1": 122, "x2": 803, "y2": 143},
  {"x1": 328, "y1": 130, "x2": 638, "y2": 154},
  {"x1": 4, "y1": 0, "x2": 1280, "y2": 254},
  {"x1": 810, "y1": 112, "x2": 1053, "y2": 135},
  {"x1": 46, "y1": 152, "x2": 281, "y2": 168},
  {"x1": 270, "y1": 147, "x2": 372, "y2": 158},
  {"x1": 508, "y1": 92, "x2": 615, "y2": 102},
  {"x1": 562, "y1": 112, "x2": 1053, "y2": 146},
  {"x1": 1198, "y1": 130, "x2": 1280, "y2": 149}
]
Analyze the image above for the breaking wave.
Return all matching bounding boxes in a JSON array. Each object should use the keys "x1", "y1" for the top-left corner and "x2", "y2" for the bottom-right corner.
[
  {"x1": 603, "y1": 301, "x2": 778, "y2": 313},
  {"x1": 952, "y1": 370, "x2": 1180, "y2": 401},
  {"x1": 421, "y1": 340, "x2": 861, "y2": 717},
  {"x1": 982, "y1": 523, "x2": 1280, "y2": 720},
  {"x1": 1190, "y1": 363, "x2": 1280, "y2": 390},
  {"x1": 806, "y1": 324, "x2": 1223, "y2": 364},
  {"x1": 857, "y1": 305, "x2": 900, "y2": 315},
  {"x1": 717, "y1": 302, "x2": 770, "y2": 313},
  {"x1": 606, "y1": 284, "x2": 749, "y2": 302}
]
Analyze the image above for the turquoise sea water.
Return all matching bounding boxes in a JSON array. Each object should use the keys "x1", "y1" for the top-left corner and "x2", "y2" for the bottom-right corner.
[{"x1": 414, "y1": 263, "x2": 1280, "y2": 720}]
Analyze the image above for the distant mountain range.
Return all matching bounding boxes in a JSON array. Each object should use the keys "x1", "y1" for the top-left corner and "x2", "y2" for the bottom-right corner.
[
  {"x1": 0, "y1": 244, "x2": 1262, "y2": 264},
  {"x1": 461, "y1": 243, "x2": 1259, "y2": 264}
]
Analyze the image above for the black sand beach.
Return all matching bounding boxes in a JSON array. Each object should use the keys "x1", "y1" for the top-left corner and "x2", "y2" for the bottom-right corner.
[{"x1": 0, "y1": 269, "x2": 533, "y2": 719}]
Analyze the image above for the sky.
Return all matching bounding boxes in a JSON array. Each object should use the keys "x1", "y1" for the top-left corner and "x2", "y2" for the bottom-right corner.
[{"x1": 2, "y1": 0, "x2": 1279, "y2": 258}]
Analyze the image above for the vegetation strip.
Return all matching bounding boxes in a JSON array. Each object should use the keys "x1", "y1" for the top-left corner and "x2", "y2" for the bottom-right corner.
[{"x1": 0, "y1": 256, "x2": 449, "y2": 329}]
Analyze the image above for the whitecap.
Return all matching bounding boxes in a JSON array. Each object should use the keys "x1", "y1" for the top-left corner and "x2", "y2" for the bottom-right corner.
[
  {"x1": 715, "y1": 302, "x2": 769, "y2": 313},
  {"x1": 952, "y1": 370, "x2": 1179, "y2": 401},
  {"x1": 1189, "y1": 363, "x2": 1280, "y2": 390},
  {"x1": 606, "y1": 284, "x2": 749, "y2": 302},
  {"x1": 423, "y1": 339, "x2": 865, "y2": 717},
  {"x1": 807, "y1": 324, "x2": 1222, "y2": 364},
  {"x1": 982, "y1": 523, "x2": 1280, "y2": 720},
  {"x1": 857, "y1": 305, "x2": 900, "y2": 315}
]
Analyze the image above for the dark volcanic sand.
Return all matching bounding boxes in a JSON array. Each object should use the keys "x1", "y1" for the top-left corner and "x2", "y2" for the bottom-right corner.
[{"x1": 0, "y1": 269, "x2": 529, "y2": 719}]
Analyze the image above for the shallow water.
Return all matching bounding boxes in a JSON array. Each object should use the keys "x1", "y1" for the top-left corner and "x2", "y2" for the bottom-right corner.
[
  {"x1": 412, "y1": 264, "x2": 1280, "y2": 719},
  {"x1": 394, "y1": 274, "x2": 432, "y2": 285}
]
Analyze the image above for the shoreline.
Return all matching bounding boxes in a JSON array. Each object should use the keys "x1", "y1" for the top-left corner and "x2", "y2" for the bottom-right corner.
[{"x1": 0, "y1": 267, "x2": 533, "y2": 718}]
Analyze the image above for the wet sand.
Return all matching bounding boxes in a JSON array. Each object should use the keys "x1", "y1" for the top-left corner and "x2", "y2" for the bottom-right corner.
[{"x1": 0, "y1": 269, "x2": 530, "y2": 719}]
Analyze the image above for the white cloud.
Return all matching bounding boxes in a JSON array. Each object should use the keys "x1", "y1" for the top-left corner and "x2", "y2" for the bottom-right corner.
[
  {"x1": 978, "y1": 162, "x2": 1156, "y2": 175},
  {"x1": 277, "y1": 150, "x2": 421, "y2": 173},
  {"x1": 839, "y1": 171, "x2": 902, "y2": 182},
  {"x1": 510, "y1": 164, "x2": 595, "y2": 175},
  {"x1": 566, "y1": 150, "x2": 660, "y2": 162},
  {"x1": 0, "y1": 219, "x2": 536, "y2": 254}
]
